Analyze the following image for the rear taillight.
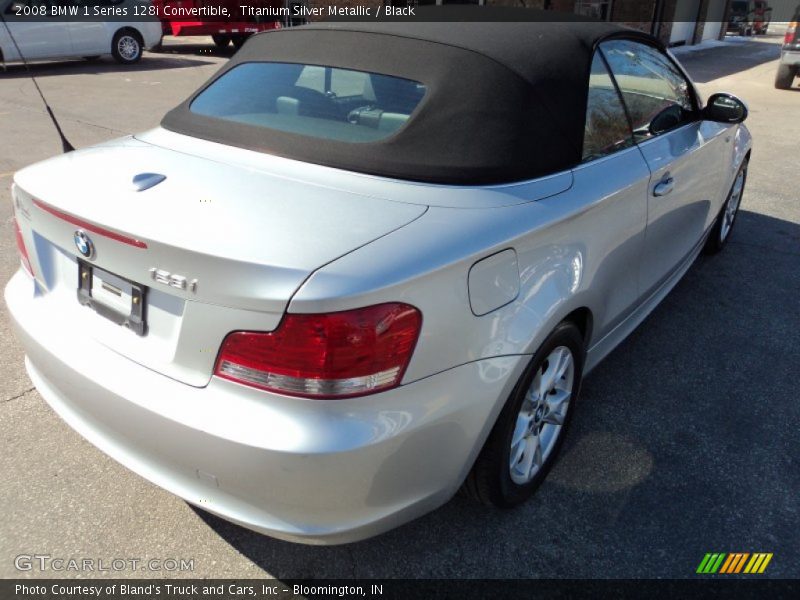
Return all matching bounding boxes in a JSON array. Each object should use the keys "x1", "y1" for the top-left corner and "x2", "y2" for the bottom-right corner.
[
  {"x1": 13, "y1": 218, "x2": 34, "y2": 277},
  {"x1": 786, "y1": 22, "x2": 798, "y2": 45},
  {"x1": 215, "y1": 303, "x2": 422, "y2": 399}
]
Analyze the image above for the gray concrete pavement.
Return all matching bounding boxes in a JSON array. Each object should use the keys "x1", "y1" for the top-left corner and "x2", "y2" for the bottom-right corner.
[{"x1": 0, "y1": 35, "x2": 798, "y2": 579}]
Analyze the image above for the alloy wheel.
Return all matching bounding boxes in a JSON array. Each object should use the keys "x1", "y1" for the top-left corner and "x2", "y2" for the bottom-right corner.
[
  {"x1": 720, "y1": 169, "x2": 745, "y2": 242},
  {"x1": 117, "y1": 36, "x2": 140, "y2": 62},
  {"x1": 509, "y1": 346, "x2": 574, "y2": 485}
]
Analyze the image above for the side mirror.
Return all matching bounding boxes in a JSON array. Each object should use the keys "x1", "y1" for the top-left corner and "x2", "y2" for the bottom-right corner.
[{"x1": 703, "y1": 93, "x2": 748, "y2": 124}]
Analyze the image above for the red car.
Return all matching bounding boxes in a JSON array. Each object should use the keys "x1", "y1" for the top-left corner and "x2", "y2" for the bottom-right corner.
[{"x1": 153, "y1": 0, "x2": 285, "y2": 49}]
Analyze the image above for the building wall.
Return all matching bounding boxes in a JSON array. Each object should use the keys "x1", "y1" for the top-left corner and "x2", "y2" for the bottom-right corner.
[
  {"x1": 302, "y1": 0, "x2": 731, "y2": 45},
  {"x1": 482, "y1": 1, "x2": 710, "y2": 45},
  {"x1": 612, "y1": 0, "x2": 657, "y2": 23},
  {"x1": 548, "y1": 0, "x2": 575, "y2": 11},
  {"x1": 487, "y1": 0, "x2": 547, "y2": 7},
  {"x1": 308, "y1": 0, "x2": 382, "y2": 15},
  {"x1": 693, "y1": 0, "x2": 711, "y2": 42},
  {"x1": 700, "y1": 0, "x2": 730, "y2": 40}
]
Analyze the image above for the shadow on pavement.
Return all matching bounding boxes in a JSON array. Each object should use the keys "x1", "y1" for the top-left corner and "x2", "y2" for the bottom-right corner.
[
  {"x1": 155, "y1": 43, "x2": 237, "y2": 59},
  {"x1": 187, "y1": 210, "x2": 799, "y2": 578},
  {"x1": 0, "y1": 55, "x2": 216, "y2": 78},
  {"x1": 678, "y1": 36, "x2": 782, "y2": 83}
]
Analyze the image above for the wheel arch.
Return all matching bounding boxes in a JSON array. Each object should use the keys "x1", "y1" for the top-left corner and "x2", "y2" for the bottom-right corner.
[
  {"x1": 732, "y1": 124, "x2": 753, "y2": 177},
  {"x1": 562, "y1": 307, "x2": 594, "y2": 347},
  {"x1": 517, "y1": 300, "x2": 596, "y2": 359},
  {"x1": 113, "y1": 26, "x2": 144, "y2": 46}
]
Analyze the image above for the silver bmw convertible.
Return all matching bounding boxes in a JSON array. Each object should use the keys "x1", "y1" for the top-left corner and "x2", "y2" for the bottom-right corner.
[{"x1": 5, "y1": 19, "x2": 751, "y2": 544}]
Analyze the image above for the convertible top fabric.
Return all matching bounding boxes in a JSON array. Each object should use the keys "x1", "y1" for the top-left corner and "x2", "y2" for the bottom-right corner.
[{"x1": 161, "y1": 14, "x2": 661, "y2": 185}]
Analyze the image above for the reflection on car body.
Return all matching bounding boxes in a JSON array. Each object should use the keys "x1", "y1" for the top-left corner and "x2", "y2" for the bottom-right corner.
[{"x1": 5, "y1": 15, "x2": 752, "y2": 544}]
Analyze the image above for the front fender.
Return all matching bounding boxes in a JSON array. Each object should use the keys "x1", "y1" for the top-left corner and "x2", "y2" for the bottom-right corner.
[{"x1": 733, "y1": 123, "x2": 753, "y2": 178}]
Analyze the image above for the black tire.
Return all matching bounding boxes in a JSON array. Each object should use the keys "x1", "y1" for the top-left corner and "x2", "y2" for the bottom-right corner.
[
  {"x1": 464, "y1": 321, "x2": 585, "y2": 508},
  {"x1": 775, "y1": 64, "x2": 795, "y2": 90},
  {"x1": 231, "y1": 34, "x2": 250, "y2": 50},
  {"x1": 704, "y1": 160, "x2": 748, "y2": 255},
  {"x1": 111, "y1": 29, "x2": 143, "y2": 65},
  {"x1": 212, "y1": 34, "x2": 231, "y2": 48}
]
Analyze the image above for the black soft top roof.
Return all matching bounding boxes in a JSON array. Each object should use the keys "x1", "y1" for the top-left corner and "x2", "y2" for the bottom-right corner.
[{"x1": 162, "y1": 14, "x2": 660, "y2": 185}]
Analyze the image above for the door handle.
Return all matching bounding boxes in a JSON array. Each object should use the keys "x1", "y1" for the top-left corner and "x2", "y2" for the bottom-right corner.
[{"x1": 653, "y1": 177, "x2": 675, "y2": 197}]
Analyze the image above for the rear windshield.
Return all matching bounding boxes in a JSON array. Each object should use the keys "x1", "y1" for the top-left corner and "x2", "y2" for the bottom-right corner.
[{"x1": 190, "y1": 63, "x2": 427, "y2": 143}]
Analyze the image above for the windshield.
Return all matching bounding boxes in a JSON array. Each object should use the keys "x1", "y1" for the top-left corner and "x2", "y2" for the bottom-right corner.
[{"x1": 190, "y1": 62, "x2": 427, "y2": 143}]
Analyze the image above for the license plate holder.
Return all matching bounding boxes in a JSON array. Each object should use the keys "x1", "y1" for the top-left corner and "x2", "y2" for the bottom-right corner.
[{"x1": 77, "y1": 260, "x2": 147, "y2": 336}]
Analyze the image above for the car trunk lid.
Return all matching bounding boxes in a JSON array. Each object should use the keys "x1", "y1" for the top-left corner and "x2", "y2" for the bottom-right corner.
[{"x1": 12, "y1": 137, "x2": 426, "y2": 386}]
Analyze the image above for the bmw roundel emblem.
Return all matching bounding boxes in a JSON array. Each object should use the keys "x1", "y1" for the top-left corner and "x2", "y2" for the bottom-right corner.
[{"x1": 74, "y1": 230, "x2": 94, "y2": 258}]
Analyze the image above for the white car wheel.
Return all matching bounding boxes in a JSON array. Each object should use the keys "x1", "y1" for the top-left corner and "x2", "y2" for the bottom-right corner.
[{"x1": 112, "y1": 31, "x2": 143, "y2": 65}]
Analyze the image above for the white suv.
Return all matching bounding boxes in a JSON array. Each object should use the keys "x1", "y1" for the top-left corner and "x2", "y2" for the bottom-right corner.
[{"x1": 776, "y1": 18, "x2": 800, "y2": 89}]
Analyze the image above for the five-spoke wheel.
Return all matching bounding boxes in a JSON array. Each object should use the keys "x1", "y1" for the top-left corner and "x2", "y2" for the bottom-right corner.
[
  {"x1": 465, "y1": 321, "x2": 584, "y2": 507},
  {"x1": 509, "y1": 346, "x2": 574, "y2": 485},
  {"x1": 705, "y1": 160, "x2": 748, "y2": 254}
]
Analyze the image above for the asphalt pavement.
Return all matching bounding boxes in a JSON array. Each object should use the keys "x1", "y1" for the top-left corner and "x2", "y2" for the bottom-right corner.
[{"x1": 0, "y1": 34, "x2": 797, "y2": 579}]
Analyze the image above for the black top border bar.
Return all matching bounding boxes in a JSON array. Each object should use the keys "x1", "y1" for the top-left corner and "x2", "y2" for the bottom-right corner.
[{"x1": 3, "y1": 3, "x2": 800, "y2": 24}]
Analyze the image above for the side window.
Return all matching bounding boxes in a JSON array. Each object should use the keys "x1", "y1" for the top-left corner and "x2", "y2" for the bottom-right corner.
[
  {"x1": 600, "y1": 39, "x2": 696, "y2": 141},
  {"x1": 583, "y1": 52, "x2": 635, "y2": 162}
]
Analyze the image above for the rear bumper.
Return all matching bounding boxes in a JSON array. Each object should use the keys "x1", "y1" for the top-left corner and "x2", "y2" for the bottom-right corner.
[
  {"x1": 5, "y1": 270, "x2": 524, "y2": 544},
  {"x1": 780, "y1": 50, "x2": 800, "y2": 66}
]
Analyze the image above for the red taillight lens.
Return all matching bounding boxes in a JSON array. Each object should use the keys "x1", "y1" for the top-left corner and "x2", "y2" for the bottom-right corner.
[
  {"x1": 215, "y1": 303, "x2": 422, "y2": 399},
  {"x1": 13, "y1": 218, "x2": 34, "y2": 277},
  {"x1": 786, "y1": 23, "x2": 798, "y2": 45}
]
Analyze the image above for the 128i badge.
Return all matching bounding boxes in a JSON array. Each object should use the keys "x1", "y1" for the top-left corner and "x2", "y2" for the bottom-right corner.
[{"x1": 149, "y1": 268, "x2": 198, "y2": 293}]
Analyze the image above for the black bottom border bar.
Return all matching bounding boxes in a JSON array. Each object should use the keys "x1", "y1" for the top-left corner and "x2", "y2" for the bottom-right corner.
[{"x1": 4, "y1": 579, "x2": 799, "y2": 600}]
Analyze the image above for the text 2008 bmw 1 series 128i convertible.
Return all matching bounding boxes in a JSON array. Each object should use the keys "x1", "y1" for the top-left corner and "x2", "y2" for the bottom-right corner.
[{"x1": 5, "y1": 17, "x2": 751, "y2": 544}]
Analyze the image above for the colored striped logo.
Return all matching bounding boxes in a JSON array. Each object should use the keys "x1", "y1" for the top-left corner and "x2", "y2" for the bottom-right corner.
[{"x1": 696, "y1": 553, "x2": 773, "y2": 574}]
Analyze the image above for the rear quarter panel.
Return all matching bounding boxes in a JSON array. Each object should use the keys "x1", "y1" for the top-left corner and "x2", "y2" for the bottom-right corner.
[{"x1": 291, "y1": 146, "x2": 652, "y2": 384}]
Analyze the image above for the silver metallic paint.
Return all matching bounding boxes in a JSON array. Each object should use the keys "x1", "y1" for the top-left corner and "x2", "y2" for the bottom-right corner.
[
  {"x1": 6, "y1": 104, "x2": 752, "y2": 544},
  {"x1": 467, "y1": 249, "x2": 520, "y2": 316}
]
